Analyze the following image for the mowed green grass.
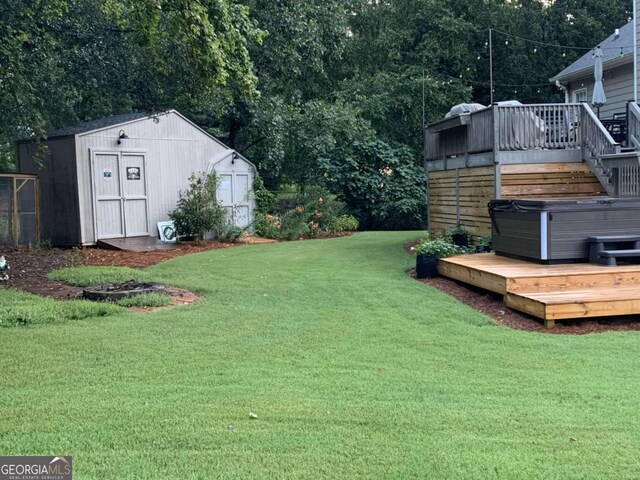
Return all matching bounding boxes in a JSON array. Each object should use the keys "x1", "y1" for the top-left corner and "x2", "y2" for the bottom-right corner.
[{"x1": 1, "y1": 231, "x2": 640, "y2": 479}]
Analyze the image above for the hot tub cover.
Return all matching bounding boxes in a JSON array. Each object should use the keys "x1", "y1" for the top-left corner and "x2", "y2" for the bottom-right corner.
[{"x1": 489, "y1": 197, "x2": 640, "y2": 213}]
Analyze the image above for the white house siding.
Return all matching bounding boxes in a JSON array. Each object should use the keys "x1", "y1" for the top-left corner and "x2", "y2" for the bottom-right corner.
[
  {"x1": 74, "y1": 112, "x2": 230, "y2": 244},
  {"x1": 637, "y1": 0, "x2": 640, "y2": 101},
  {"x1": 568, "y1": 62, "x2": 634, "y2": 119}
]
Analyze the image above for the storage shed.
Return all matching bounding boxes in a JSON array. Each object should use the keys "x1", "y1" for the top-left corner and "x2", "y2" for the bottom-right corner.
[{"x1": 17, "y1": 110, "x2": 256, "y2": 246}]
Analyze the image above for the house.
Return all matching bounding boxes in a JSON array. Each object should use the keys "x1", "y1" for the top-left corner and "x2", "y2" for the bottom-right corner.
[
  {"x1": 550, "y1": 20, "x2": 634, "y2": 121},
  {"x1": 17, "y1": 110, "x2": 256, "y2": 246},
  {"x1": 425, "y1": 12, "x2": 640, "y2": 240},
  {"x1": 423, "y1": 5, "x2": 640, "y2": 327}
]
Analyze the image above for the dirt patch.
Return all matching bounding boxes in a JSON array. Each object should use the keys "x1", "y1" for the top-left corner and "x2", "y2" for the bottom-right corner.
[
  {"x1": 132, "y1": 286, "x2": 199, "y2": 314},
  {"x1": 405, "y1": 242, "x2": 640, "y2": 335}
]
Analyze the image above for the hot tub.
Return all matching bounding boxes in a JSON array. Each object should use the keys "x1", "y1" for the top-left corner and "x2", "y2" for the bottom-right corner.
[{"x1": 488, "y1": 197, "x2": 640, "y2": 262}]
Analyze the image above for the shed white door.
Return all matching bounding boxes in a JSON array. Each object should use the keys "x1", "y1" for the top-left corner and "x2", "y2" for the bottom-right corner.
[
  {"x1": 92, "y1": 151, "x2": 149, "y2": 240},
  {"x1": 217, "y1": 172, "x2": 251, "y2": 228}
]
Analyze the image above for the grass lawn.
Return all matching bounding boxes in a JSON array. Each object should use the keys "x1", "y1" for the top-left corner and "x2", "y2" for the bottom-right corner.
[{"x1": 1, "y1": 232, "x2": 640, "y2": 479}]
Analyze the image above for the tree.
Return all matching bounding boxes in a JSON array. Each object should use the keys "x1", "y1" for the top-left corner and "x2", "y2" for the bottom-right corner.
[
  {"x1": 0, "y1": 0, "x2": 263, "y2": 169},
  {"x1": 320, "y1": 139, "x2": 427, "y2": 229}
]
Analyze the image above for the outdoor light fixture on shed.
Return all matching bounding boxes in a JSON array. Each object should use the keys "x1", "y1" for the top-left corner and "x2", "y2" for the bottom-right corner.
[
  {"x1": 231, "y1": 152, "x2": 238, "y2": 164},
  {"x1": 117, "y1": 130, "x2": 129, "y2": 144}
]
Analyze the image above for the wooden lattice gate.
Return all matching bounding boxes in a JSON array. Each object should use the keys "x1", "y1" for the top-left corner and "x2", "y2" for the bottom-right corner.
[{"x1": 0, "y1": 174, "x2": 40, "y2": 247}]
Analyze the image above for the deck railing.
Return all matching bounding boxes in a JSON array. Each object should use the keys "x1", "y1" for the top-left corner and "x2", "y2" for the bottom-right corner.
[
  {"x1": 581, "y1": 103, "x2": 623, "y2": 195},
  {"x1": 581, "y1": 103, "x2": 620, "y2": 159},
  {"x1": 425, "y1": 103, "x2": 585, "y2": 161},
  {"x1": 628, "y1": 102, "x2": 640, "y2": 150},
  {"x1": 496, "y1": 104, "x2": 582, "y2": 151},
  {"x1": 613, "y1": 165, "x2": 640, "y2": 196},
  {"x1": 466, "y1": 107, "x2": 494, "y2": 154}
]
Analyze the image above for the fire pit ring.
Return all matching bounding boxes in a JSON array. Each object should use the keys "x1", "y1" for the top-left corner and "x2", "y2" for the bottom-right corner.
[{"x1": 83, "y1": 280, "x2": 169, "y2": 302}]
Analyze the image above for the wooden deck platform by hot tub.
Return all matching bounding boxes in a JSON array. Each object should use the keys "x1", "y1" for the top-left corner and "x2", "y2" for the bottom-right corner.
[{"x1": 438, "y1": 253, "x2": 640, "y2": 328}]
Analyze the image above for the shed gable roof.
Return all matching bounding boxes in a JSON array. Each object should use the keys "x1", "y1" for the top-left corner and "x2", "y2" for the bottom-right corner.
[
  {"x1": 550, "y1": 20, "x2": 633, "y2": 83},
  {"x1": 45, "y1": 112, "x2": 150, "y2": 139},
  {"x1": 43, "y1": 109, "x2": 229, "y2": 149}
]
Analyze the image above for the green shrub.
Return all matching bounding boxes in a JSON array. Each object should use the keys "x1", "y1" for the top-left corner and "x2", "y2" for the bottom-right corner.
[
  {"x1": 115, "y1": 293, "x2": 172, "y2": 308},
  {"x1": 328, "y1": 214, "x2": 359, "y2": 232},
  {"x1": 169, "y1": 172, "x2": 226, "y2": 241},
  {"x1": 413, "y1": 236, "x2": 461, "y2": 259},
  {"x1": 255, "y1": 186, "x2": 348, "y2": 240},
  {"x1": 217, "y1": 223, "x2": 246, "y2": 243},
  {"x1": 48, "y1": 266, "x2": 149, "y2": 287},
  {"x1": 254, "y1": 213, "x2": 282, "y2": 239},
  {"x1": 278, "y1": 207, "x2": 312, "y2": 240},
  {"x1": 253, "y1": 176, "x2": 277, "y2": 215}
]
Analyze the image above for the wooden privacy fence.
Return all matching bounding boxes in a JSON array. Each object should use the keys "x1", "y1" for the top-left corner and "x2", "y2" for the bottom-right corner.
[{"x1": 0, "y1": 174, "x2": 40, "y2": 247}]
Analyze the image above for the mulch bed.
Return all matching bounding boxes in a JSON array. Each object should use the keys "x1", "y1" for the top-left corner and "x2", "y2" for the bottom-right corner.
[
  {"x1": 0, "y1": 234, "x2": 346, "y2": 301},
  {"x1": 0, "y1": 240, "x2": 235, "y2": 300},
  {"x1": 405, "y1": 241, "x2": 640, "y2": 335}
]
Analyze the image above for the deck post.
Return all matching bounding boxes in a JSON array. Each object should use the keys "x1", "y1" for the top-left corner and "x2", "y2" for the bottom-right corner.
[
  {"x1": 425, "y1": 156, "x2": 431, "y2": 234},
  {"x1": 544, "y1": 319, "x2": 555, "y2": 329},
  {"x1": 492, "y1": 106, "x2": 501, "y2": 199},
  {"x1": 455, "y1": 168, "x2": 460, "y2": 225}
]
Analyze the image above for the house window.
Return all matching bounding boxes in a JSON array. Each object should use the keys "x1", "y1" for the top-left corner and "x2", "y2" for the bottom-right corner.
[{"x1": 573, "y1": 88, "x2": 587, "y2": 103}]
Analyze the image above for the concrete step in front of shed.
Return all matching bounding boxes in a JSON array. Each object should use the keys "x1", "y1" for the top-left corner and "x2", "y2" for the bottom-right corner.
[{"x1": 505, "y1": 286, "x2": 640, "y2": 323}]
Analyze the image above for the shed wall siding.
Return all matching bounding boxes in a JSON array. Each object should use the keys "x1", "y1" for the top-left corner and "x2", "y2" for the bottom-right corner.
[
  {"x1": 17, "y1": 138, "x2": 81, "y2": 245},
  {"x1": 428, "y1": 166, "x2": 494, "y2": 238},
  {"x1": 75, "y1": 112, "x2": 231, "y2": 244},
  {"x1": 567, "y1": 62, "x2": 634, "y2": 119}
]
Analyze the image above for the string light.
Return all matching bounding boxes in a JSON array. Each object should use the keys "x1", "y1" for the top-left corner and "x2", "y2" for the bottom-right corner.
[
  {"x1": 423, "y1": 68, "x2": 558, "y2": 88},
  {"x1": 490, "y1": 27, "x2": 632, "y2": 51}
]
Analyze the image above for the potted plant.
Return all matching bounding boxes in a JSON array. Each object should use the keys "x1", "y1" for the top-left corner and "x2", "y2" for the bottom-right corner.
[
  {"x1": 413, "y1": 237, "x2": 460, "y2": 279},
  {"x1": 475, "y1": 235, "x2": 492, "y2": 253},
  {"x1": 449, "y1": 225, "x2": 471, "y2": 247}
]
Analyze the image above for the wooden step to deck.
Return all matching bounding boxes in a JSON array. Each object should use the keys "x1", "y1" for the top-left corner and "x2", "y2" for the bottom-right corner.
[
  {"x1": 506, "y1": 286, "x2": 640, "y2": 324},
  {"x1": 437, "y1": 253, "x2": 640, "y2": 327}
]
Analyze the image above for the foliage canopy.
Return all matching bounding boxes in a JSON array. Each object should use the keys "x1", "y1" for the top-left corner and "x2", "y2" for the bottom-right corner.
[{"x1": 0, "y1": 0, "x2": 632, "y2": 226}]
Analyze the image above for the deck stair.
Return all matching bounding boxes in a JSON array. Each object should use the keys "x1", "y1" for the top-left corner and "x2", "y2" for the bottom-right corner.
[
  {"x1": 598, "y1": 151, "x2": 640, "y2": 196},
  {"x1": 584, "y1": 154, "x2": 616, "y2": 195},
  {"x1": 438, "y1": 253, "x2": 640, "y2": 328},
  {"x1": 589, "y1": 235, "x2": 640, "y2": 266}
]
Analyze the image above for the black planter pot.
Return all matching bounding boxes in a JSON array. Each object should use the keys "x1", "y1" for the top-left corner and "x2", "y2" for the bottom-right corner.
[
  {"x1": 451, "y1": 233, "x2": 469, "y2": 247},
  {"x1": 416, "y1": 253, "x2": 438, "y2": 279}
]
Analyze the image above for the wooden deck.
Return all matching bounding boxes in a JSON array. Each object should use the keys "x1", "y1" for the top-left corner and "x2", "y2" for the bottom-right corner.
[{"x1": 438, "y1": 253, "x2": 640, "y2": 328}]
